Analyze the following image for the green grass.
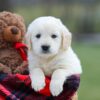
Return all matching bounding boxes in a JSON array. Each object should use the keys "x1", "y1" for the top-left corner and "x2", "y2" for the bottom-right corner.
[{"x1": 72, "y1": 43, "x2": 100, "y2": 100}]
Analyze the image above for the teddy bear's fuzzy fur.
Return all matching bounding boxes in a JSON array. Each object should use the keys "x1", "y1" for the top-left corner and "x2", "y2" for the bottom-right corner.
[{"x1": 0, "y1": 11, "x2": 28, "y2": 74}]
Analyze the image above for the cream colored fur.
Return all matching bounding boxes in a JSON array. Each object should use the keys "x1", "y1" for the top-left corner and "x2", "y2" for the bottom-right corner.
[{"x1": 26, "y1": 16, "x2": 82, "y2": 96}]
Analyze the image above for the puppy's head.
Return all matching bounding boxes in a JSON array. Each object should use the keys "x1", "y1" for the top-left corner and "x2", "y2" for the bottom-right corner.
[{"x1": 26, "y1": 16, "x2": 71, "y2": 58}]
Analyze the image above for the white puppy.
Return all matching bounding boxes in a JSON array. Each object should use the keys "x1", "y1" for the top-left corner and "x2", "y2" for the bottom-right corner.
[{"x1": 26, "y1": 16, "x2": 82, "y2": 96}]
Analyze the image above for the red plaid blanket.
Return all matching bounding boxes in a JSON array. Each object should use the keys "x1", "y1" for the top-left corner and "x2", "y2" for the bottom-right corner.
[{"x1": 0, "y1": 73, "x2": 80, "y2": 100}]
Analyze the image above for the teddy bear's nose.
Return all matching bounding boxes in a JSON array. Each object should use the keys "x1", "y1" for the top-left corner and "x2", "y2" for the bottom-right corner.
[{"x1": 11, "y1": 27, "x2": 19, "y2": 35}]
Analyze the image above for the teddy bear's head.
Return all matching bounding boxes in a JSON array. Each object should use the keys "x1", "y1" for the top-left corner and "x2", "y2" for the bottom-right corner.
[{"x1": 0, "y1": 11, "x2": 26, "y2": 48}]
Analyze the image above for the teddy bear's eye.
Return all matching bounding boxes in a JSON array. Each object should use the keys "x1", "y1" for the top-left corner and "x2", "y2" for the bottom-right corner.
[
  {"x1": 51, "y1": 34, "x2": 57, "y2": 39},
  {"x1": 36, "y1": 34, "x2": 41, "y2": 39}
]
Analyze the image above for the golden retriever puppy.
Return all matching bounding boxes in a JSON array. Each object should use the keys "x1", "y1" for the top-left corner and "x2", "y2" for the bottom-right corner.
[{"x1": 26, "y1": 16, "x2": 82, "y2": 96}]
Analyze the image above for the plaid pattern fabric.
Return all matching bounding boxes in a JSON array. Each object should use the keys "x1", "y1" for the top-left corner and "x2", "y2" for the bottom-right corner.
[{"x1": 0, "y1": 74, "x2": 80, "y2": 100}]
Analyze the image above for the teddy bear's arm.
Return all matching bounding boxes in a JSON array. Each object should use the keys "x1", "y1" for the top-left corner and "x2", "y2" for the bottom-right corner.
[
  {"x1": 0, "y1": 63, "x2": 12, "y2": 74},
  {"x1": 14, "y1": 61, "x2": 28, "y2": 74}
]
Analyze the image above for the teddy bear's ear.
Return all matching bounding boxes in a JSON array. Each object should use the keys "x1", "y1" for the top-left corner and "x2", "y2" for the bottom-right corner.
[
  {"x1": 61, "y1": 23, "x2": 72, "y2": 51},
  {"x1": 25, "y1": 31, "x2": 32, "y2": 51}
]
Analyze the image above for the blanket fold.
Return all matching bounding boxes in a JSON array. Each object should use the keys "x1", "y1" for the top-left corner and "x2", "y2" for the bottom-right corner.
[{"x1": 0, "y1": 73, "x2": 80, "y2": 100}]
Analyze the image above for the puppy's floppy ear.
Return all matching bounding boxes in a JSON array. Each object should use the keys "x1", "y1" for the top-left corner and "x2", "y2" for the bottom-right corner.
[
  {"x1": 60, "y1": 22, "x2": 72, "y2": 51},
  {"x1": 25, "y1": 31, "x2": 32, "y2": 51}
]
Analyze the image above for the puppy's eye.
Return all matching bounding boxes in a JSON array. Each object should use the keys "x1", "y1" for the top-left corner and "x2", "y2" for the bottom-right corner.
[
  {"x1": 51, "y1": 34, "x2": 57, "y2": 39},
  {"x1": 36, "y1": 34, "x2": 41, "y2": 38}
]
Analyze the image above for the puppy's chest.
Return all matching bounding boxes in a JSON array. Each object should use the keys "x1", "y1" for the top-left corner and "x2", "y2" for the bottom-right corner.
[{"x1": 38, "y1": 61, "x2": 57, "y2": 76}]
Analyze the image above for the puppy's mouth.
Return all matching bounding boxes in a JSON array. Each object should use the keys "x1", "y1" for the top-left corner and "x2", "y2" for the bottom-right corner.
[
  {"x1": 38, "y1": 49, "x2": 56, "y2": 58},
  {"x1": 41, "y1": 50, "x2": 51, "y2": 54}
]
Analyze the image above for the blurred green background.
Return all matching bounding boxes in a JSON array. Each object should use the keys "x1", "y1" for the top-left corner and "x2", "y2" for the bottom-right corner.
[{"x1": 0, "y1": 0, "x2": 100, "y2": 100}]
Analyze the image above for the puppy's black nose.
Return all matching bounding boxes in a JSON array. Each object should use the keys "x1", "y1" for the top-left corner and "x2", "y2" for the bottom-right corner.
[{"x1": 42, "y1": 45, "x2": 50, "y2": 52}]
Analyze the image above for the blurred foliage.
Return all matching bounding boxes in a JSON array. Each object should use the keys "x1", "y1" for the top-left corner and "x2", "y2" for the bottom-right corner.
[
  {"x1": 0, "y1": 0, "x2": 100, "y2": 34},
  {"x1": 13, "y1": 3, "x2": 100, "y2": 34},
  {"x1": 0, "y1": 0, "x2": 13, "y2": 11}
]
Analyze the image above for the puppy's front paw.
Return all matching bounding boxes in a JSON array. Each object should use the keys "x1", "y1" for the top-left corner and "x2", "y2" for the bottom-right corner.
[
  {"x1": 50, "y1": 80, "x2": 63, "y2": 96},
  {"x1": 31, "y1": 78, "x2": 45, "y2": 92}
]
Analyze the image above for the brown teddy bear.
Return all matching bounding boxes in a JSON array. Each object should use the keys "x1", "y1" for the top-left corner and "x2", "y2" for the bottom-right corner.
[{"x1": 0, "y1": 11, "x2": 28, "y2": 74}]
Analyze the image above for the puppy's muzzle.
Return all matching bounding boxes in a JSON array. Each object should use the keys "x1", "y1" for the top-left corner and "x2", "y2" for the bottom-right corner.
[{"x1": 41, "y1": 45, "x2": 50, "y2": 53}]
